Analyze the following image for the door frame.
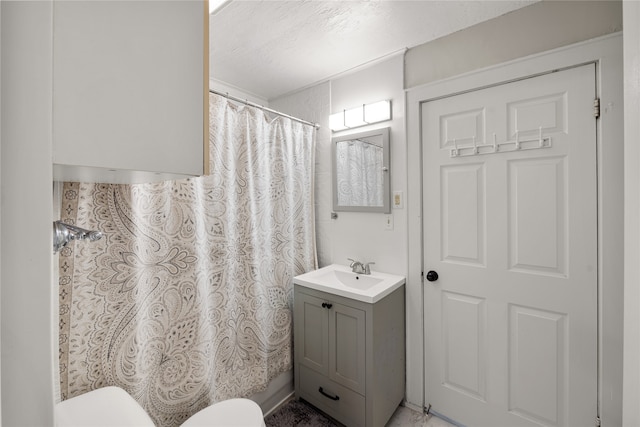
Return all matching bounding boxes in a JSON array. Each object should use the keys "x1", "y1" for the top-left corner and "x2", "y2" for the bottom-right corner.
[{"x1": 406, "y1": 33, "x2": 623, "y2": 425}]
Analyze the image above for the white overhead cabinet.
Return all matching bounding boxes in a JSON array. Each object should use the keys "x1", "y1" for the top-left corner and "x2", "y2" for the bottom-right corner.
[{"x1": 52, "y1": 0, "x2": 208, "y2": 184}]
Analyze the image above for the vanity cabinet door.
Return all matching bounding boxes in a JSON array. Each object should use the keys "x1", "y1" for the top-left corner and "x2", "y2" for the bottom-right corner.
[
  {"x1": 328, "y1": 302, "x2": 366, "y2": 395},
  {"x1": 294, "y1": 292, "x2": 329, "y2": 376}
]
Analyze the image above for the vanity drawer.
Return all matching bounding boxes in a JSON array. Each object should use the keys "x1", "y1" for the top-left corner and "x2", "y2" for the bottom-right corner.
[{"x1": 298, "y1": 364, "x2": 365, "y2": 427}]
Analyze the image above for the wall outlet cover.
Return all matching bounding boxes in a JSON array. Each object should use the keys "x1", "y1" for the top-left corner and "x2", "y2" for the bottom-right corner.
[{"x1": 393, "y1": 191, "x2": 404, "y2": 209}]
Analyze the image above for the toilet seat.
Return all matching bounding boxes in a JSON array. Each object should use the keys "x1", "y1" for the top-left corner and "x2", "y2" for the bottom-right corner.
[
  {"x1": 56, "y1": 387, "x2": 266, "y2": 427},
  {"x1": 181, "y1": 398, "x2": 266, "y2": 427},
  {"x1": 55, "y1": 386, "x2": 155, "y2": 427}
]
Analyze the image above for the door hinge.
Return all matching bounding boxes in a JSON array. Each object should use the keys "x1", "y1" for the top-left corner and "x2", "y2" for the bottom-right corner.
[
  {"x1": 594, "y1": 98, "x2": 601, "y2": 118},
  {"x1": 595, "y1": 415, "x2": 601, "y2": 427}
]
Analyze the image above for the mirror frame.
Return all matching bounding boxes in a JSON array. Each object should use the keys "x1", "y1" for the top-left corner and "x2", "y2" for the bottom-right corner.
[{"x1": 332, "y1": 127, "x2": 390, "y2": 213}]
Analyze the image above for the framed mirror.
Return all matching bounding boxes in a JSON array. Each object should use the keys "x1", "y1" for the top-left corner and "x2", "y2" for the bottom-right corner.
[{"x1": 332, "y1": 127, "x2": 390, "y2": 213}]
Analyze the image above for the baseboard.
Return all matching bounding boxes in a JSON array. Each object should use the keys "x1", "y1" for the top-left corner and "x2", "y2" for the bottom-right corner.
[
  {"x1": 249, "y1": 370, "x2": 294, "y2": 417},
  {"x1": 262, "y1": 391, "x2": 295, "y2": 418},
  {"x1": 401, "y1": 400, "x2": 424, "y2": 413}
]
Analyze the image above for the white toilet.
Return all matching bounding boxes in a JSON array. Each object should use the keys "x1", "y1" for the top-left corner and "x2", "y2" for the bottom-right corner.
[
  {"x1": 55, "y1": 386, "x2": 266, "y2": 427},
  {"x1": 55, "y1": 387, "x2": 154, "y2": 427}
]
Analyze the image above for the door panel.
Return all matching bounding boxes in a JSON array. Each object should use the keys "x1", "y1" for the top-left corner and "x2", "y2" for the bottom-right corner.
[
  {"x1": 423, "y1": 64, "x2": 597, "y2": 427},
  {"x1": 441, "y1": 163, "x2": 486, "y2": 266},
  {"x1": 440, "y1": 108, "x2": 485, "y2": 149},
  {"x1": 508, "y1": 157, "x2": 567, "y2": 276},
  {"x1": 508, "y1": 305, "x2": 567, "y2": 426},
  {"x1": 507, "y1": 92, "x2": 567, "y2": 137},
  {"x1": 441, "y1": 291, "x2": 487, "y2": 401}
]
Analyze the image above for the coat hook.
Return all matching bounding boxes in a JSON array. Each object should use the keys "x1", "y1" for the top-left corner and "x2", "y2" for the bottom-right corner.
[{"x1": 538, "y1": 126, "x2": 543, "y2": 147}]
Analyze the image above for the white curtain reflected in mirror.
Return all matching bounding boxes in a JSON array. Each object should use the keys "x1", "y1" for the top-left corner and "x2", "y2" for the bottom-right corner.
[
  {"x1": 332, "y1": 127, "x2": 390, "y2": 213},
  {"x1": 336, "y1": 138, "x2": 383, "y2": 206}
]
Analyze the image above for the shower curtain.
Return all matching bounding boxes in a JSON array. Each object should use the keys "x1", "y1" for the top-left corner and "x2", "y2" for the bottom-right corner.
[{"x1": 58, "y1": 93, "x2": 317, "y2": 427}]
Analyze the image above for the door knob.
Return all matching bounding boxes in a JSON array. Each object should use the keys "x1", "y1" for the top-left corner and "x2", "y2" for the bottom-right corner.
[{"x1": 426, "y1": 271, "x2": 439, "y2": 282}]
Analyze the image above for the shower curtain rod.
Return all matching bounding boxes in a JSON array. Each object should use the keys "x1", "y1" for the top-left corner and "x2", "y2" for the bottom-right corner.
[{"x1": 209, "y1": 89, "x2": 320, "y2": 129}]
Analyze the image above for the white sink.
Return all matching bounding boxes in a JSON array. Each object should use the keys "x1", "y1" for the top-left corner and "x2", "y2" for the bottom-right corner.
[{"x1": 293, "y1": 264, "x2": 405, "y2": 303}]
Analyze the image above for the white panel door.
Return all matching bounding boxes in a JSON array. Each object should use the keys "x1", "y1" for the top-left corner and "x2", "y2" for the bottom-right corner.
[{"x1": 423, "y1": 64, "x2": 597, "y2": 427}]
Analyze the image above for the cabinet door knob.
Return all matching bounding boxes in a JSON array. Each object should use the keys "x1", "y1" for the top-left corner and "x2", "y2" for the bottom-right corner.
[
  {"x1": 318, "y1": 387, "x2": 340, "y2": 401},
  {"x1": 321, "y1": 302, "x2": 333, "y2": 309}
]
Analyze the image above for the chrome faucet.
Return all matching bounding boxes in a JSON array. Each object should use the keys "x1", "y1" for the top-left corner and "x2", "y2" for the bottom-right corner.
[{"x1": 348, "y1": 258, "x2": 375, "y2": 275}]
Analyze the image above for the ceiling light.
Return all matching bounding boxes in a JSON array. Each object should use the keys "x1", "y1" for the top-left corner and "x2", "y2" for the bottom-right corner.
[{"x1": 329, "y1": 100, "x2": 391, "y2": 132}]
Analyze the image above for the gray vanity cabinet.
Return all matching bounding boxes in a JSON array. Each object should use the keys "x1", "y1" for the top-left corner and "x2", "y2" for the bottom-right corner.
[{"x1": 293, "y1": 284, "x2": 405, "y2": 427}]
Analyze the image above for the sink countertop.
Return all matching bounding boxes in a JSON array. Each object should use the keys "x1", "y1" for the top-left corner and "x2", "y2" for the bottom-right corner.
[{"x1": 293, "y1": 264, "x2": 405, "y2": 303}]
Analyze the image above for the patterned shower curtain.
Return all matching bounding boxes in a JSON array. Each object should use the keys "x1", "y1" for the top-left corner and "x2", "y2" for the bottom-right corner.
[{"x1": 58, "y1": 93, "x2": 317, "y2": 427}]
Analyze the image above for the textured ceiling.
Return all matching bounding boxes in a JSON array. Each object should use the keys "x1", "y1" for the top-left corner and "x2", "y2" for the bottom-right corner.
[{"x1": 209, "y1": 1, "x2": 537, "y2": 101}]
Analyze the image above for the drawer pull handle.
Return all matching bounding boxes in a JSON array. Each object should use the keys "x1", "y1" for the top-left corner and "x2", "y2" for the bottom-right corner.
[
  {"x1": 318, "y1": 387, "x2": 340, "y2": 401},
  {"x1": 321, "y1": 302, "x2": 333, "y2": 309}
]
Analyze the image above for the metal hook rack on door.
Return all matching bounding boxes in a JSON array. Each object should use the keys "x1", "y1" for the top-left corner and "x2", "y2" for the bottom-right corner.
[{"x1": 449, "y1": 127, "x2": 552, "y2": 158}]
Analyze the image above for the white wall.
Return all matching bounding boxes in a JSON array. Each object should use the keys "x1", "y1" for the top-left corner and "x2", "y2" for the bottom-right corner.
[
  {"x1": 272, "y1": 54, "x2": 408, "y2": 276},
  {"x1": 271, "y1": 55, "x2": 409, "y2": 413},
  {"x1": 0, "y1": 0, "x2": 2, "y2": 426},
  {"x1": 405, "y1": 0, "x2": 622, "y2": 89},
  {"x1": 0, "y1": 2, "x2": 3, "y2": 421},
  {"x1": 327, "y1": 54, "x2": 407, "y2": 276},
  {"x1": 1, "y1": 1, "x2": 55, "y2": 425},
  {"x1": 623, "y1": 1, "x2": 640, "y2": 425}
]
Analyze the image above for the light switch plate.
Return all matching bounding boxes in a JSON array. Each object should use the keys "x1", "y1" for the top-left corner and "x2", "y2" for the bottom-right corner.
[{"x1": 385, "y1": 215, "x2": 394, "y2": 230}]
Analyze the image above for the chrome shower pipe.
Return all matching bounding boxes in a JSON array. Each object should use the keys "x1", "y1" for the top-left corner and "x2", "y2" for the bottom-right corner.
[{"x1": 53, "y1": 220, "x2": 103, "y2": 253}]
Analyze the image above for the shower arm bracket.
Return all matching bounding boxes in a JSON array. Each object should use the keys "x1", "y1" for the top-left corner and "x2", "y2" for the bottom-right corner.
[{"x1": 53, "y1": 220, "x2": 103, "y2": 253}]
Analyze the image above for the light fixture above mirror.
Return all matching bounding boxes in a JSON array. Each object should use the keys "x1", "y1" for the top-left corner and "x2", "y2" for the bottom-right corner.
[{"x1": 329, "y1": 100, "x2": 391, "y2": 132}]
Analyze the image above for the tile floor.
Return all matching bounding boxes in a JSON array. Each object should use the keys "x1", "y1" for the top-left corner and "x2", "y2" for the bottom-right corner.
[
  {"x1": 266, "y1": 398, "x2": 457, "y2": 427},
  {"x1": 386, "y1": 405, "x2": 456, "y2": 427}
]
